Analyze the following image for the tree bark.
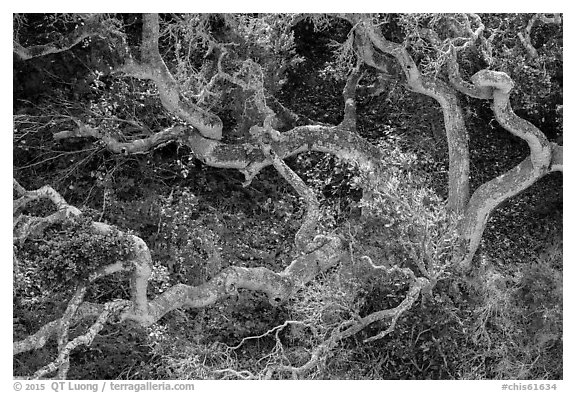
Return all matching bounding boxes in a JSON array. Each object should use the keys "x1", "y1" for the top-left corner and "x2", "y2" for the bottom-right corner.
[
  {"x1": 117, "y1": 14, "x2": 223, "y2": 140},
  {"x1": 356, "y1": 18, "x2": 470, "y2": 214},
  {"x1": 13, "y1": 173, "x2": 346, "y2": 357},
  {"x1": 455, "y1": 70, "x2": 560, "y2": 269},
  {"x1": 13, "y1": 15, "x2": 108, "y2": 60},
  {"x1": 185, "y1": 124, "x2": 384, "y2": 184},
  {"x1": 53, "y1": 123, "x2": 187, "y2": 155}
]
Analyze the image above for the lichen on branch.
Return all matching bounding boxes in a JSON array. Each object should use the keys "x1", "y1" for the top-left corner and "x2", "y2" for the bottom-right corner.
[
  {"x1": 262, "y1": 255, "x2": 431, "y2": 379},
  {"x1": 114, "y1": 13, "x2": 224, "y2": 140},
  {"x1": 452, "y1": 67, "x2": 560, "y2": 269},
  {"x1": 353, "y1": 15, "x2": 470, "y2": 214},
  {"x1": 13, "y1": 14, "x2": 117, "y2": 60},
  {"x1": 13, "y1": 180, "x2": 347, "y2": 370},
  {"x1": 53, "y1": 122, "x2": 187, "y2": 155}
]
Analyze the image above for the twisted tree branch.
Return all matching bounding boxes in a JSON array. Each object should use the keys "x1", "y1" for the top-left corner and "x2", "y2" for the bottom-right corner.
[
  {"x1": 116, "y1": 14, "x2": 223, "y2": 140},
  {"x1": 13, "y1": 14, "x2": 111, "y2": 60},
  {"x1": 355, "y1": 16, "x2": 470, "y2": 214},
  {"x1": 185, "y1": 124, "x2": 384, "y2": 186},
  {"x1": 266, "y1": 255, "x2": 430, "y2": 379},
  {"x1": 455, "y1": 69, "x2": 558, "y2": 269},
  {"x1": 32, "y1": 300, "x2": 132, "y2": 379},
  {"x1": 256, "y1": 130, "x2": 321, "y2": 254},
  {"x1": 13, "y1": 179, "x2": 347, "y2": 360}
]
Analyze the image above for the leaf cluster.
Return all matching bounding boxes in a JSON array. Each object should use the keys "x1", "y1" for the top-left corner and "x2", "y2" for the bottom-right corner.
[{"x1": 15, "y1": 216, "x2": 134, "y2": 298}]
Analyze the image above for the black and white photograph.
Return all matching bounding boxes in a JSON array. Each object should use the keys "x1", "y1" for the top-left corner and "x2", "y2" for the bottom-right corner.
[{"x1": 11, "y1": 9, "x2": 565, "y2": 386}]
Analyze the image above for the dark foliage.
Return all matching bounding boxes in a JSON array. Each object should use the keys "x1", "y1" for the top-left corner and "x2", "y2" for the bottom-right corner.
[{"x1": 13, "y1": 13, "x2": 562, "y2": 380}]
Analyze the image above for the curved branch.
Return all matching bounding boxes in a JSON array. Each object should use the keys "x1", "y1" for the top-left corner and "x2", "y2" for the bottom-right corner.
[
  {"x1": 257, "y1": 136, "x2": 321, "y2": 253},
  {"x1": 268, "y1": 256, "x2": 430, "y2": 379},
  {"x1": 145, "y1": 235, "x2": 344, "y2": 319},
  {"x1": 14, "y1": 302, "x2": 105, "y2": 355},
  {"x1": 447, "y1": 46, "x2": 493, "y2": 99},
  {"x1": 32, "y1": 300, "x2": 132, "y2": 379},
  {"x1": 53, "y1": 285, "x2": 88, "y2": 378},
  {"x1": 13, "y1": 181, "x2": 151, "y2": 324},
  {"x1": 15, "y1": 236, "x2": 345, "y2": 354},
  {"x1": 117, "y1": 14, "x2": 223, "y2": 140},
  {"x1": 14, "y1": 261, "x2": 124, "y2": 356},
  {"x1": 471, "y1": 70, "x2": 551, "y2": 168},
  {"x1": 518, "y1": 14, "x2": 562, "y2": 60},
  {"x1": 16, "y1": 119, "x2": 387, "y2": 329},
  {"x1": 356, "y1": 17, "x2": 470, "y2": 214},
  {"x1": 13, "y1": 180, "x2": 81, "y2": 215},
  {"x1": 13, "y1": 180, "x2": 82, "y2": 243},
  {"x1": 185, "y1": 124, "x2": 384, "y2": 185},
  {"x1": 13, "y1": 180, "x2": 347, "y2": 357},
  {"x1": 13, "y1": 14, "x2": 109, "y2": 60},
  {"x1": 456, "y1": 69, "x2": 555, "y2": 269},
  {"x1": 14, "y1": 13, "x2": 223, "y2": 140}
]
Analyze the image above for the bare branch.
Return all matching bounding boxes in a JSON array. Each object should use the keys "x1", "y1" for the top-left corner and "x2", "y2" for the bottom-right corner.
[
  {"x1": 267, "y1": 256, "x2": 430, "y2": 378},
  {"x1": 184, "y1": 124, "x2": 384, "y2": 186},
  {"x1": 116, "y1": 14, "x2": 223, "y2": 140},
  {"x1": 456, "y1": 69, "x2": 555, "y2": 269},
  {"x1": 255, "y1": 131, "x2": 321, "y2": 253},
  {"x1": 55, "y1": 286, "x2": 88, "y2": 379},
  {"x1": 447, "y1": 46, "x2": 493, "y2": 99},
  {"x1": 13, "y1": 259, "x2": 124, "y2": 356},
  {"x1": 13, "y1": 180, "x2": 82, "y2": 244},
  {"x1": 13, "y1": 15, "x2": 110, "y2": 60},
  {"x1": 53, "y1": 122, "x2": 186, "y2": 155},
  {"x1": 471, "y1": 70, "x2": 551, "y2": 167},
  {"x1": 14, "y1": 302, "x2": 105, "y2": 355},
  {"x1": 356, "y1": 17, "x2": 470, "y2": 214},
  {"x1": 32, "y1": 300, "x2": 131, "y2": 379},
  {"x1": 13, "y1": 178, "x2": 347, "y2": 359},
  {"x1": 341, "y1": 60, "x2": 364, "y2": 129}
]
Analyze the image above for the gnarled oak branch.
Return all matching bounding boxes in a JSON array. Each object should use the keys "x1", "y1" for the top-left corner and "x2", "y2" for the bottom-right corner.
[
  {"x1": 455, "y1": 69, "x2": 559, "y2": 269},
  {"x1": 355, "y1": 16, "x2": 470, "y2": 214},
  {"x1": 116, "y1": 14, "x2": 223, "y2": 140},
  {"x1": 13, "y1": 180, "x2": 347, "y2": 360}
]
